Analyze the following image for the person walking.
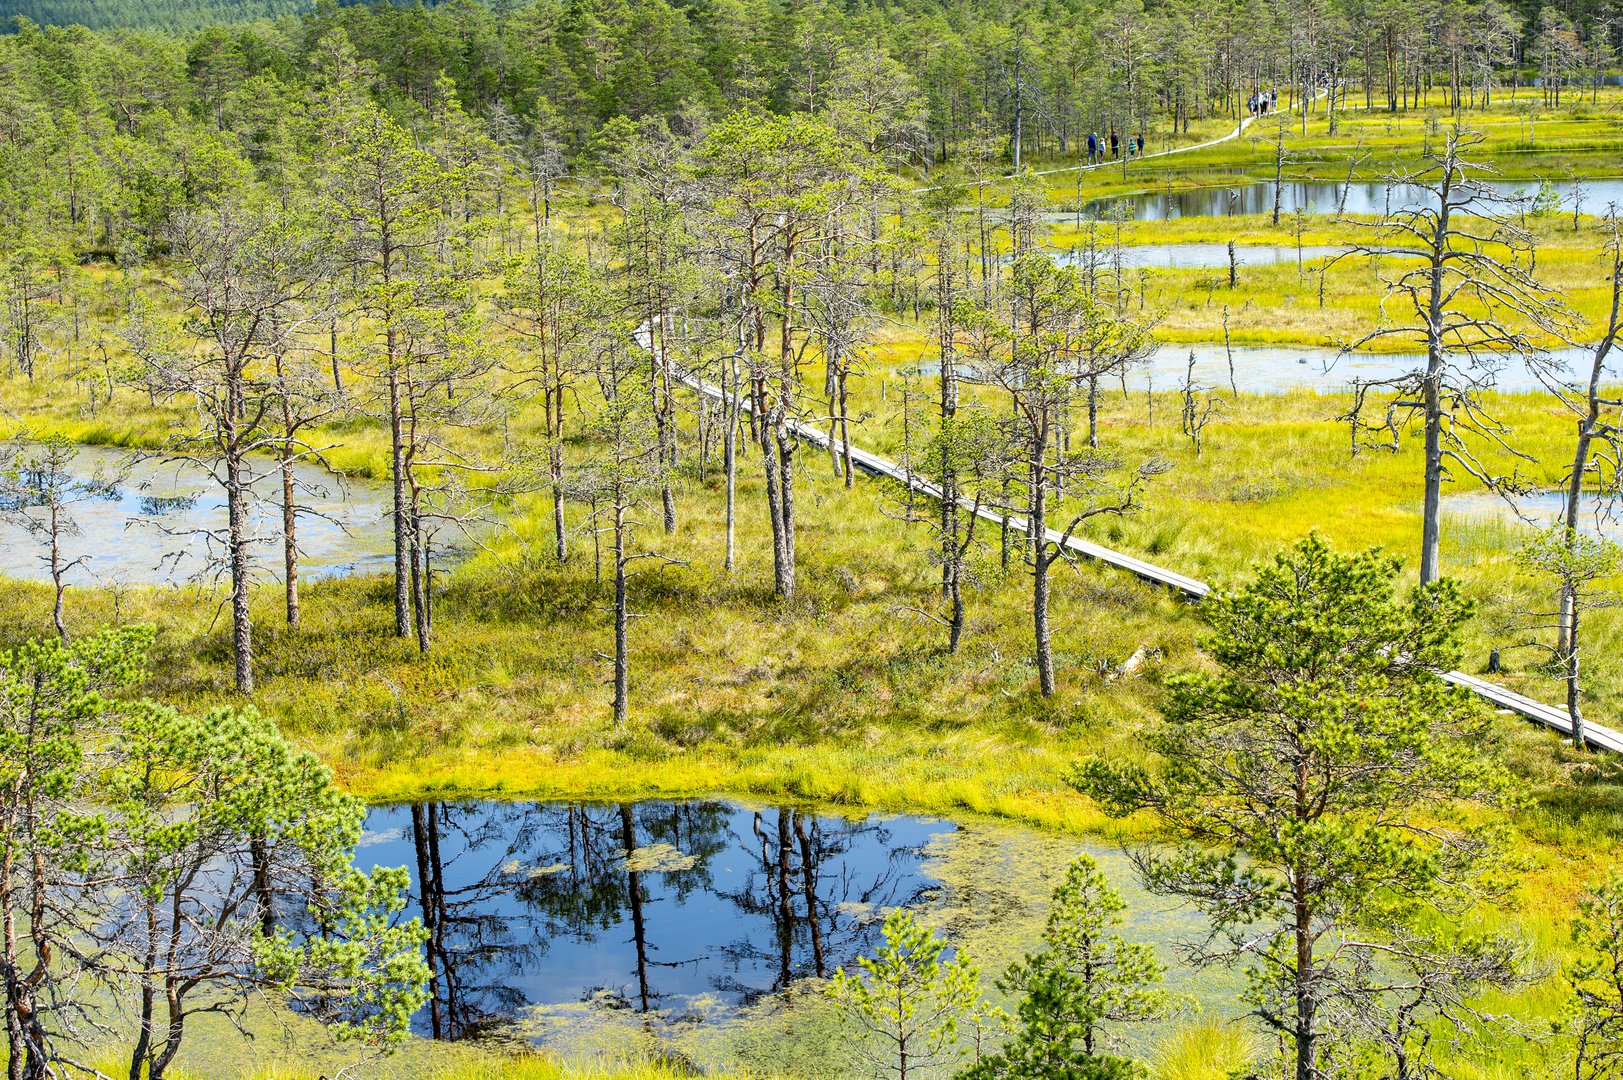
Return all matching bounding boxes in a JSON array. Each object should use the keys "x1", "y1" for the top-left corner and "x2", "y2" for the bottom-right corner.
[
  {"x1": 1109, "y1": 130, "x2": 1119, "y2": 158},
  {"x1": 1135, "y1": 132, "x2": 1145, "y2": 156},
  {"x1": 1086, "y1": 130, "x2": 1098, "y2": 165}
]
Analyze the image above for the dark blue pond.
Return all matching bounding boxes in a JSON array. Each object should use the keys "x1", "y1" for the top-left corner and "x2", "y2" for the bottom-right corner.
[{"x1": 353, "y1": 800, "x2": 953, "y2": 1040}]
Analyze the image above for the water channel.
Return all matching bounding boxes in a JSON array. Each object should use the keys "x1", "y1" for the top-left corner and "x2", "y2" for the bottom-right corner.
[
  {"x1": 898, "y1": 343, "x2": 1604, "y2": 395},
  {"x1": 1052, "y1": 241, "x2": 1349, "y2": 270},
  {"x1": 1075, "y1": 178, "x2": 1623, "y2": 221}
]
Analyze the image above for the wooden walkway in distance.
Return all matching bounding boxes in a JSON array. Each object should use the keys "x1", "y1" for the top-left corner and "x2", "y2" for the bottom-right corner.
[{"x1": 650, "y1": 333, "x2": 1616, "y2": 753}]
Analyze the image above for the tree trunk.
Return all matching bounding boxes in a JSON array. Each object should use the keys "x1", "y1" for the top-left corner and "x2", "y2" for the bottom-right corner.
[
  {"x1": 388, "y1": 366, "x2": 411, "y2": 637},
  {"x1": 613, "y1": 499, "x2": 630, "y2": 723},
  {"x1": 1032, "y1": 429, "x2": 1055, "y2": 697},
  {"x1": 654, "y1": 316, "x2": 677, "y2": 535},
  {"x1": 1087, "y1": 375, "x2": 1100, "y2": 449},
  {"x1": 773, "y1": 231, "x2": 800, "y2": 601},
  {"x1": 49, "y1": 504, "x2": 66, "y2": 643},
  {"x1": 1294, "y1": 892, "x2": 1317, "y2": 1080},
  {"x1": 757, "y1": 378, "x2": 790, "y2": 596},
  {"x1": 1273, "y1": 124, "x2": 1286, "y2": 227},
  {"x1": 1569, "y1": 606, "x2": 1587, "y2": 752},
  {"x1": 227, "y1": 454, "x2": 253, "y2": 695},
  {"x1": 250, "y1": 839, "x2": 276, "y2": 936},
  {"x1": 409, "y1": 499, "x2": 430, "y2": 655},
  {"x1": 724, "y1": 358, "x2": 738, "y2": 574},
  {"x1": 280, "y1": 446, "x2": 300, "y2": 628},
  {"x1": 148, "y1": 999, "x2": 186, "y2": 1080},
  {"x1": 777, "y1": 426, "x2": 797, "y2": 599},
  {"x1": 1419, "y1": 271, "x2": 1445, "y2": 586},
  {"x1": 1559, "y1": 234, "x2": 1621, "y2": 653}
]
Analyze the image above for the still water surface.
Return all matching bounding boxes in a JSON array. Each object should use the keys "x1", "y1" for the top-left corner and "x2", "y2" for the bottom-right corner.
[
  {"x1": 1443, "y1": 489, "x2": 1621, "y2": 542},
  {"x1": 356, "y1": 800, "x2": 949, "y2": 1039},
  {"x1": 351, "y1": 799, "x2": 1236, "y2": 1058},
  {"x1": 900, "y1": 343, "x2": 1605, "y2": 395},
  {"x1": 1052, "y1": 241, "x2": 1348, "y2": 269},
  {"x1": 1078, "y1": 178, "x2": 1623, "y2": 221},
  {"x1": 0, "y1": 445, "x2": 392, "y2": 585}
]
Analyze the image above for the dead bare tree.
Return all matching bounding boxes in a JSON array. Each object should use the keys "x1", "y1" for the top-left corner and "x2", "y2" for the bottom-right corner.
[
  {"x1": 803, "y1": 222, "x2": 878, "y2": 490},
  {"x1": 1179, "y1": 351, "x2": 1223, "y2": 457},
  {"x1": 1336, "y1": 126, "x2": 1576, "y2": 584},
  {"x1": 578, "y1": 336, "x2": 682, "y2": 722},
  {"x1": 1537, "y1": 209, "x2": 1623, "y2": 659},
  {"x1": 498, "y1": 236, "x2": 603, "y2": 563},
  {"x1": 1251, "y1": 110, "x2": 1306, "y2": 227},
  {"x1": 1322, "y1": 926, "x2": 1529, "y2": 1080},
  {"x1": 129, "y1": 202, "x2": 331, "y2": 693},
  {"x1": 1511, "y1": 526, "x2": 1622, "y2": 752},
  {"x1": 267, "y1": 312, "x2": 348, "y2": 629},
  {"x1": 393, "y1": 258, "x2": 503, "y2": 655},
  {"x1": 1338, "y1": 379, "x2": 1404, "y2": 457},
  {"x1": 957, "y1": 252, "x2": 1167, "y2": 697},
  {"x1": 0, "y1": 435, "x2": 125, "y2": 641}
]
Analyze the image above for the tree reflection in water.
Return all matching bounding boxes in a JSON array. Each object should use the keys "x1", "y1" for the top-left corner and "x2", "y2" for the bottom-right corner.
[
  {"x1": 349, "y1": 799, "x2": 948, "y2": 1040},
  {"x1": 715, "y1": 807, "x2": 936, "y2": 1005}
]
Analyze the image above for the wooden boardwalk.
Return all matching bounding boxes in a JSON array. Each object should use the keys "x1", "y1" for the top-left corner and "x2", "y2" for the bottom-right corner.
[{"x1": 649, "y1": 334, "x2": 1618, "y2": 753}]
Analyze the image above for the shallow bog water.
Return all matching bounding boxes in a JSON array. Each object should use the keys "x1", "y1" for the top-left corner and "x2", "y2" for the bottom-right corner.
[
  {"x1": 1133, "y1": 342, "x2": 1599, "y2": 394},
  {"x1": 355, "y1": 800, "x2": 948, "y2": 1039},
  {"x1": 1443, "y1": 489, "x2": 1621, "y2": 542},
  {"x1": 0, "y1": 445, "x2": 393, "y2": 585},
  {"x1": 899, "y1": 343, "x2": 1604, "y2": 395},
  {"x1": 351, "y1": 799, "x2": 1241, "y2": 1064},
  {"x1": 1077, "y1": 178, "x2": 1623, "y2": 221},
  {"x1": 1052, "y1": 241, "x2": 1348, "y2": 270}
]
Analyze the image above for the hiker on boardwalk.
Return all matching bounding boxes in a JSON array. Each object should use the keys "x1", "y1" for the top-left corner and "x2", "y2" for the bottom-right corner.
[
  {"x1": 1086, "y1": 130, "x2": 1098, "y2": 165},
  {"x1": 1110, "y1": 130, "x2": 1119, "y2": 158},
  {"x1": 1135, "y1": 132, "x2": 1145, "y2": 156}
]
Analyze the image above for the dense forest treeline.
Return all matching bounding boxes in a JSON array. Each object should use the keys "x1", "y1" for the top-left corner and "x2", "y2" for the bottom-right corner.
[
  {"x1": 1, "y1": 0, "x2": 307, "y2": 32},
  {"x1": 1, "y1": 0, "x2": 1621, "y2": 174}
]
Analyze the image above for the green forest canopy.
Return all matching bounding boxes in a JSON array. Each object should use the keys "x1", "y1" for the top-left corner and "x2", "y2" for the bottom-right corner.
[{"x1": 0, "y1": 0, "x2": 1618, "y2": 156}]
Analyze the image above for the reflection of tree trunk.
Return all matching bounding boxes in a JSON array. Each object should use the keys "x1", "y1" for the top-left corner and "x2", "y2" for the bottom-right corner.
[
  {"x1": 412, "y1": 803, "x2": 446, "y2": 1040},
  {"x1": 250, "y1": 839, "x2": 275, "y2": 937},
  {"x1": 776, "y1": 811, "x2": 794, "y2": 989},
  {"x1": 620, "y1": 804, "x2": 652, "y2": 1012},
  {"x1": 793, "y1": 812, "x2": 825, "y2": 977}
]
